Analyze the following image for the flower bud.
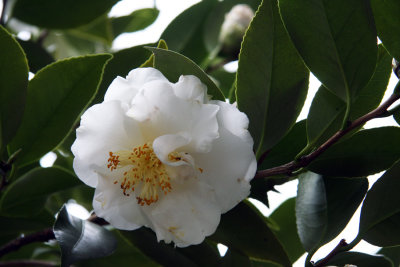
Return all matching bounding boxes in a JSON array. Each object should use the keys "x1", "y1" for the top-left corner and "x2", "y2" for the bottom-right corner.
[{"x1": 219, "y1": 4, "x2": 255, "y2": 57}]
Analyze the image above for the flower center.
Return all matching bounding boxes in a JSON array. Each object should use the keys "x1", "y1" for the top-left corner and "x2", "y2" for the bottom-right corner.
[{"x1": 107, "y1": 143, "x2": 171, "y2": 206}]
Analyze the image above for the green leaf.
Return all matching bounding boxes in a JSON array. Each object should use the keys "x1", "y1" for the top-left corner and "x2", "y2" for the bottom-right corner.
[
  {"x1": 236, "y1": 0, "x2": 309, "y2": 156},
  {"x1": 325, "y1": 252, "x2": 393, "y2": 267},
  {"x1": 92, "y1": 45, "x2": 153, "y2": 104},
  {"x1": 269, "y1": 198, "x2": 304, "y2": 263},
  {"x1": 210, "y1": 201, "x2": 291, "y2": 267},
  {"x1": 296, "y1": 173, "x2": 368, "y2": 251},
  {"x1": 17, "y1": 39, "x2": 54, "y2": 73},
  {"x1": 320, "y1": 177, "x2": 368, "y2": 245},
  {"x1": 53, "y1": 205, "x2": 117, "y2": 267},
  {"x1": 209, "y1": 68, "x2": 236, "y2": 98},
  {"x1": 140, "y1": 40, "x2": 168, "y2": 68},
  {"x1": 9, "y1": 54, "x2": 112, "y2": 166},
  {"x1": 371, "y1": 0, "x2": 400, "y2": 61},
  {"x1": 0, "y1": 166, "x2": 80, "y2": 217},
  {"x1": 250, "y1": 120, "x2": 307, "y2": 206},
  {"x1": 359, "y1": 160, "x2": 400, "y2": 246},
  {"x1": 148, "y1": 47, "x2": 225, "y2": 101},
  {"x1": 279, "y1": 0, "x2": 377, "y2": 102},
  {"x1": 111, "y1": 8, "x2": 159, "y2": 37},
  {"x1": 0, "y1": 210, "x2": 54, "y2": 236},
  {"x1": 296, "y1": 172, "x2": 327, "y2": 252},
  {"x1": 259, "y1": 120, "x2": 308, "y2": 170},
  {"x1": 307, "y1": 45, "x2": 392, "y2": 147},
  {"x1": 378, "y1": 246, "x2": 400, "y2": 267},
  {"x1": 308, "y1": 127, "x2": 400, "y2": 177},
  {"x1": 77, "y1": 230, "x2": 158, "y2": 267},
  {"x1": 12, "y1": 0, "x2": 119, "y2": 29},
  {"x1": 122, "y1": 228, "x2": 206, "y2": 267},
  {"x1": 160, "y1": 0, "x2": 217, "y2": 64},
  {"x1": 0, "y1": 26, "x2": 28, "y2": 152}
]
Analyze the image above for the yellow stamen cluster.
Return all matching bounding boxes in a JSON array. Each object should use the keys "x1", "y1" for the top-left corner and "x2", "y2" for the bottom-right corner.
[{"x1": 107, "y1": 143, "x2": 172, "y2": 206}]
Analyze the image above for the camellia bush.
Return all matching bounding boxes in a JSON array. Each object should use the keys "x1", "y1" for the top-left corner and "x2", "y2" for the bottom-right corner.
[{"x1": 1, "y1": 0, "x2": 400, "y2": 266}]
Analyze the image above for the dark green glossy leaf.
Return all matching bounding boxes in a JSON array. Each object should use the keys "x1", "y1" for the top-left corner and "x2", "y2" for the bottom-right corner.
[
  {"x1": 308, "y1": 127, "x2": 400, "y2": 177},
  {"x1": 0, "y1": 210, "x2": 53, "y2": 236},
  {"x1": 46, "y1": 185, "x2": 94, "y2": 215},
  {"x1": 122, "y1": 228, "x2": 202, "y2": 267},
  {"x1": 93, "y1": 45, "x2": 153, "y2": 104},
  {"x1": 320, "y1": 177, "x2": 368, "y2": 245},
  {"x1": 307, "y1": 45, "x2": 392, "y2": 147},
  {"x1": 9, "y1": 54, "x2": 112, "y2": 166},
  {"x1": 259, "y1": 120, "x2": 307, "y2": 170},
  {"x1": 17, "y1": 39, "x2": 54, "y2": 73},
  {"x1": 77, "y1": 230, "x2": 158, "y2": 267},
  {"x1": 371, "y1": 0, "x2": 400, "y2": 61},
  {"x1": 250, "y1": 120, "x2": 307, "y2": 206},
  {"x1": 148, "y1": 47, "x2": 225, "y2": 101},
  {"x1": 160, "y1": 0, "x2": 217, "y2": 64},
  {"x1": 0, "y1": 26, "x2": 28, "y2": 152},
  {"x1": 112, "y1": 8, "x2": 159, "y2": 37},
  {"x1": 12, "y1": 0, "x2": 119, "y2": 29},
  {"x1": 378, "y1": 246, "x2": 400, "y2": 267},
  {"x1": 359, "y1": 160, "x2": 400, "y2": 246},
  {"x1": 54, "y1": 205, "x2": 117, "y2": 267},
  {"x1": 0, "y1": 166, "x2": 80, "y2": 217},
  {"x1": 236, "y1": 0, "x2": 309, "y2": 157},
  {"x1": 209, "y1": 68, "x2": 236, "y2": 98},
  {"x1": 221, "y1": 249, "x2": 282, "y2": 267},
  {"x1": 296, "y1": 172, "x2": 327, "y2": 252},
  {"x1": 325, "y1": 252, "x2": 393, "y2": 267},
  {"x1": 140, "y1": 39, "x2": 168, "y2": 68},
  {"x1": 279, "y1": 0, "x2": 377, "y2": 101},
  {"x1": 210, "y1": 202, "x2": 291, "y2": 267},
  {"x1": 296, "y1": 173, "x2": 368, "y2": 251},
  {"x1": 269, "y1": 198, "x2": 304, "y2": 263}
]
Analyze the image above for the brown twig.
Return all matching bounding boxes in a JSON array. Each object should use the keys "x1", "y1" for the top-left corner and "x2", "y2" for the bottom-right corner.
[
  {"x1": 311, "y1": 239, "x2": 348, "y2": 267},
  {"x1": 0, "y1": 228, "x2": 55, "y2": 258},
  {"x1": 255, "y1": 92, "x2": 400, "y2": 179},
  {"x1": 0, "y1": 214, "x2": 107, "y2": 259},
  {"x1": 0, "y1": 260, "x2": 58, "y2": 266}
]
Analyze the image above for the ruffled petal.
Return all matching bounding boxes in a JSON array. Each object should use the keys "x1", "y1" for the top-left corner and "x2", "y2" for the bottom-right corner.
[
  {"x1": 173, "y1": 75, "x2": 206, "y2": 102},
  {"x1": 104, "y1": 67, "x2": 168, "y2": 105},
  {"x1": 153, "y1": 134, "x2": 191, "y2": 166},
  {"x1": 72, "y1": 101, "x2": 143, "y2": 187},
  {"x1": 127, "y1": 82, "x2": 220, "y2": 153},
  {"x1": 93, "y1": 175, "x2": 151, "y2": 230},
  {"x1": 146, "y1": 180, "x2": 221, "y2": 247},
  {"x1": 193, "y1": 127, "x2": 256, "y2": 213},
  {"x1": 211, "y1": 100, "x2": 254, "y2": 147}
]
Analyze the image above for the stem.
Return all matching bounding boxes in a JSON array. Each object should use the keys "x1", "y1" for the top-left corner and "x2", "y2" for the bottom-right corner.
[
  {"x1": 313, "y1": 237, "x2": 362, "y2": 267},
  {"x1": 0, "y1": 214, "x2": 107, "y2": 258},
  {"x1": 0, "y1": 228, "x2": 55, "y2": 258},
  {"x1": 0, "y1": 260, "x2": 58, "y2": 266},
  {"x1": 255, "y1": 92, "x2": 400, "y2": 179}
]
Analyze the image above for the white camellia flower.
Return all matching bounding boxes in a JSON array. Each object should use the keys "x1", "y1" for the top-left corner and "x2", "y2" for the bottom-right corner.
[{"x1": 72, "y1": 67, "x2": 257, "y2": 247}]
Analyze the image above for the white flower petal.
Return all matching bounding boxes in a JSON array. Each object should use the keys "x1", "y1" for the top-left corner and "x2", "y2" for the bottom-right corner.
[
  {"x1": 148, "y1": 180, "x2": 221, "y2": 247},
  {"x1": 104, "y1": 67, "x2": 168, "y2": 104},
  {"x1": 72, "y1": 101, "x2": 143, "y2": 187},
  {"x1": 153, "y1": 134, "x2": 191, "y2": 166},
  {"x1": 173, "y1": 75, "x2": 206, "y2": 102},
  {"x1": 72, "y1": 67, "x2": 257, "y2": 247},
  {"x1": 127, "y1": 81, "x2": 220, "y2": 152},
  {"x1": 211, "y1": 100, "x2": 254, "y2": 147},
  {"x1": 194, "y1": 127, "x2": 256, "y2": 213},
  {"x1": 93, "y1": 175, "x2": 150, "y2": 230}
]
